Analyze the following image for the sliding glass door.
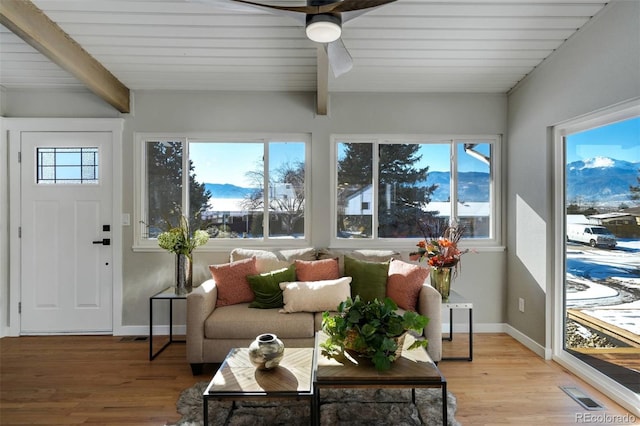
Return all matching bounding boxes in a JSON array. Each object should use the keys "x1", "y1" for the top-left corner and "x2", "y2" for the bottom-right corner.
[{"x1": 554, "y1": 102, "x2": 640, "y2": 412}]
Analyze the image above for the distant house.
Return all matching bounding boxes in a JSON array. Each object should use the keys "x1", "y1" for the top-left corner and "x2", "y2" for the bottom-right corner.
[
  {"x1": 342, "y1": 185, "x2": 489, "y2": 218},
  {"x1": 588, "y1": 212, "x2": 637, "y2": 226},
  {"x1": 585, "y1": 209, "x2": 640, "y2": 238}
]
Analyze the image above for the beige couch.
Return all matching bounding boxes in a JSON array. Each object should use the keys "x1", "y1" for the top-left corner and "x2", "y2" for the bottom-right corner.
[{"x1": 186, "y1": 248, "x2": 442, "y2": 375}]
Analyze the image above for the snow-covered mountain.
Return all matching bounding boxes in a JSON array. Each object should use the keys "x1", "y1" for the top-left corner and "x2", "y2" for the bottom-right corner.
[
  {"x1": 203, "y1": 157, "x2": 639, "y2": 207},
  {"x1": 566, "y1": 157, "x2": 639, "y2": 206}
]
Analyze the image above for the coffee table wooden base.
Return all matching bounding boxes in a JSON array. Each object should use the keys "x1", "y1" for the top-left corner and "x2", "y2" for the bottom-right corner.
[
  {"x1": 313, "y1": 332, "x2": 447, "y2": 425},
  {"x1": 202, "y1": 347, "x2": 316, "y2": 425}
]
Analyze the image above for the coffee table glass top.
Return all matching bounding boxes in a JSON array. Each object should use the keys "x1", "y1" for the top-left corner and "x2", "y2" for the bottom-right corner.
[{"x1": 204, "y1": 347, "x2": 314, "y2": 396}]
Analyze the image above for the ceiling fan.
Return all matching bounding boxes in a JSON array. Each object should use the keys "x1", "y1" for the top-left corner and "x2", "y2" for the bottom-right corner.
[{"x1": 198, "y1": 0, "x2": 397, "y2": 77}]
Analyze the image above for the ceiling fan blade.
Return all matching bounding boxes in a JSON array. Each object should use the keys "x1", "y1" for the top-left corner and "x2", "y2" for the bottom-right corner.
[
  {"x1": 231, "y1": 0, "x2": 316, "y2": 14},
  {"x1": 326, "y1": 0, "x2": 397, "y2": 14},
  {"x1": 190, "y1": 0, "x2": 267, "y2": 13},
  {"x1": 326, "y1": 38, "x2": 353, "y2": 77}
]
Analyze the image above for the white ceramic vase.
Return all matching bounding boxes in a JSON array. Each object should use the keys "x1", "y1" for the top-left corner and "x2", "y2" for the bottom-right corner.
[{"x1": 248, "y1": 333, "x2": 285, "y2": 370}]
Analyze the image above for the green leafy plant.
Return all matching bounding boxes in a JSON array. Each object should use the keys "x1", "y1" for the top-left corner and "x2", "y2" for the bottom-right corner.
[
  {"x1": 321, "y1": 296, "x2": 429, "y2": 371},
  {"x1": 157, "y1": 214, "x2": 209, "y2": 259}
]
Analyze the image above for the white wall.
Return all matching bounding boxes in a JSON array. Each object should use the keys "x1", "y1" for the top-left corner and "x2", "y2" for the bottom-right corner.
[
  {"x1": 506, "y1": 1, "x2": 640, "y2": 346},
  {"x1": 1, "y1": 88, "x2": 507, "y2": 334},
  {"x1": 121, "y1": 90, "x2": 507, "y2": 331}
]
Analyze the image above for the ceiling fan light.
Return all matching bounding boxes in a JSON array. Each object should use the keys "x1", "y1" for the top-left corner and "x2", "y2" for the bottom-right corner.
[{"x1": 306, "y1": 14, "x2": 342, "y2": 43}]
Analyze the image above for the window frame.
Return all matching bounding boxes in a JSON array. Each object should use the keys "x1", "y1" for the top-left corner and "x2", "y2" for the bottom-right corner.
[
  {"x1": 551, "y1": 99, "x2": 640, "y2": 409},
  {"x1": 133, "y1": 132, "x2": 311, "y2": 251},
  {"x1": 330, "y1": 134, "x2": 502, "y2": 249}
]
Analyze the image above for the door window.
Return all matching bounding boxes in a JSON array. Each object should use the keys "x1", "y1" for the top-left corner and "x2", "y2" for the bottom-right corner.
[{"x1": 36, "y1": 147, "x2": 99, "y2": 184}]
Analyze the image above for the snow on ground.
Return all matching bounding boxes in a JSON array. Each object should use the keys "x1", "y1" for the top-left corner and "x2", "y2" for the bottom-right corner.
[{"x1": 566, "y1": 238, "x2": 639, "y2": 338}]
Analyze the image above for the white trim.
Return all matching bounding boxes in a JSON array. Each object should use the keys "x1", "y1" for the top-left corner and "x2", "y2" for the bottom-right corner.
[
  {"x1": 133, "y1": 132, "x2": 312, "y2": 251},
  {"x1": 505, "y1": 324, "x2": 548, "y2": 359},
  {"x1": 553, "y1": 352, "x2": 640, "y2": 417},
  {"x1": 4, "y1": 118, "x2": 124, "y2": 336},
  {"x1": 127, "y1": 323, "x2": 506, "y2": 338},
  {"x1": 118, "y1": 324, "x2": 186, "y2": 337},
  {"x1": 329, "y1": 134, "x2": 502, "y2": 248},
  {"x1": 551, "y1": 98, "x2": 640, "y2": 416},
  {"x1": 0, "y1": 117, "x2": 8, "y2": 338}
]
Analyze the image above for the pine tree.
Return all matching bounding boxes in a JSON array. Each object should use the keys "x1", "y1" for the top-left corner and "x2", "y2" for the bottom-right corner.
[
  {"x1": 146, "y1": 142, "x2": 211, "y2": 235},
  {"x1": 337, "y1": 143, "x2": 439, "y2": 238},
  {"x1": 378, "y1": 144, "x2": 437, "y2": 237}
]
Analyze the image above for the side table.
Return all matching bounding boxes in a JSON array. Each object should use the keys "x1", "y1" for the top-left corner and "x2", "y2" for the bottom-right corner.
[
  {"x1": 149, "y1": 287, "x2": 187, "y2": 360},
  {"x1": 442, "y1": 289, "x2": 473, "y2": 361}
]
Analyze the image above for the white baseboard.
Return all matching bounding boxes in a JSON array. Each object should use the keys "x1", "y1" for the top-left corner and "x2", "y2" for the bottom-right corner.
[
  {"x1": 120, "y1": 322, "x2": 510, "y2": 338},
  {"x1": 441, "y1": 322, "x2": 505, "y2": 333},
  {"x1": 117, "y1": 325, "x2": 186, "y2": 337},
  {"x1": 505, "y1": 324, "x2": 547, "y2": 358}
]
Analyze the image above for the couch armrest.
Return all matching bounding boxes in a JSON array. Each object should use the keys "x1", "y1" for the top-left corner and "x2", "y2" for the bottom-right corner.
[
  {"x1": 186, "y1": 279, "x2": 218, "y2": 363},
  {"x1": 417, "y1": 284, "x2": 442, "y2": 362}
]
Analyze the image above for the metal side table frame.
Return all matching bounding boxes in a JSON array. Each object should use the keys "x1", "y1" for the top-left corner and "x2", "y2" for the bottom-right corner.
[
  {"x1": 149, "y1": 287, "x2": 187, "y2": 360},
  {"x1": 442, "y1": 289, "x2": 473, "y2": 361}
]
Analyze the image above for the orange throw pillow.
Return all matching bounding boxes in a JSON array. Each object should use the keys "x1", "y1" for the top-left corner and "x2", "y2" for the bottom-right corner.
[
  {"x1": 386, "y1": 259, "x2": 430, "y2": 312},
  {"x1": 294, "y1": 258, "x2": 340, "y2": 281},
  {"x1": 209, "y1": 257, "x2": 258, "y2": 307}
]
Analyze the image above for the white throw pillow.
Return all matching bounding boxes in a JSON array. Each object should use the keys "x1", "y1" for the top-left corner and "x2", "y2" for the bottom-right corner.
[{"x1": 278, "y1": 277, "x2": 352, "y2": 313}]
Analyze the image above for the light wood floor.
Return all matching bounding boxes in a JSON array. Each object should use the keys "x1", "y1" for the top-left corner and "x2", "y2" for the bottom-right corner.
[{"x1": 0, "y1": 333, "x2": 636, "y2": 425}]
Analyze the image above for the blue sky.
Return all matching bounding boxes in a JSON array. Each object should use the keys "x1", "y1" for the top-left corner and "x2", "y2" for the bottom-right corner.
[
  {"x1": 189, "y1": 141, "x2": 304, "y2": 185},
  {"x1": 566, "y1": 116, "x2": 640, "y2": 163},
  {"x1": 193, "y1": 140, "x2": 493, "y2": 186},
  {"x1": 337, "y1": 141, "x2": 491, "y2": 173}
]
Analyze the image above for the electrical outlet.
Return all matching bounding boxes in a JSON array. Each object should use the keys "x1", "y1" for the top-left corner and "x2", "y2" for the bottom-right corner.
[{"x1": 518, "y1": 298, "x2": 525, "y2": 313}]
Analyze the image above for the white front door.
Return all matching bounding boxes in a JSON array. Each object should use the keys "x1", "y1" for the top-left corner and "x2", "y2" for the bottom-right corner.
[{"x1": 20, "y1": 132, "x2": 113, "y2": 333}]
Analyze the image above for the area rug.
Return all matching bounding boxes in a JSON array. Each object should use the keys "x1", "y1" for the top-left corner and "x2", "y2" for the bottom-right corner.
[{"x1": 167, "y1": 382, "x2": 460, "y2": 426}]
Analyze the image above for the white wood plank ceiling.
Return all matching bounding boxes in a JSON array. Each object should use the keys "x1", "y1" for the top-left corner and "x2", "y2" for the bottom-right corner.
[{"x1": 0, "y1": 0, "x2": 608, "y2": 95}]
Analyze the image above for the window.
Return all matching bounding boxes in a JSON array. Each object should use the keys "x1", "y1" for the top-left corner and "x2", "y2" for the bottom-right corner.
[
  {"x1": 136, "y1": 134, "x2": 309, "y2": 249},
  {"x1": 36, "y1": 147, "x2": 99, "y2": 184},
  {"x1": 332, "y1": 135, "x2": 499, "y2": 245}
]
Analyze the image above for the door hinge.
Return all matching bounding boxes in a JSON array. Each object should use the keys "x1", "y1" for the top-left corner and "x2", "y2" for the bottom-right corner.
[
  {"x1": 18, "y1": 302, "x2": 21, "y2": 314},
  {"x1": 17, "y1": 151, "x2": 21, "y2": 163},
  {"x1": 18, "y1": 227, "x2": 21, "y2": 238}
]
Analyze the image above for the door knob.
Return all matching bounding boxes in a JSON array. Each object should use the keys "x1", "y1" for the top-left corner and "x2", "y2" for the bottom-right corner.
[{"x1": 92, "y1": 238, "x2": 111, "y2": 246}]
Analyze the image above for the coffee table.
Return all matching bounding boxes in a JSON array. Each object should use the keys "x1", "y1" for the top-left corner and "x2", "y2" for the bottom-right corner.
[
  {"x1": 202, "y1": 347, "x2": 316, "y2": 425},
  {"x1": 314, "y1": 331, "x2": 447, "y2": 425}
]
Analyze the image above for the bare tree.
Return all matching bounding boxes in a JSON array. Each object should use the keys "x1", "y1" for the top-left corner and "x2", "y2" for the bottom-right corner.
[{"x1": 241, "y1": 160, "x2": 305, "y2": 236}]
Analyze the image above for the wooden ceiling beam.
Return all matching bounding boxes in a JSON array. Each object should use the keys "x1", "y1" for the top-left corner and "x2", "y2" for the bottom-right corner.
[
  {"x1": 0, "y1": 0, "x2": 130, "y2": 113},
  {"x1": 316, "y1": 46, "x2": 328, "y2": 116}
]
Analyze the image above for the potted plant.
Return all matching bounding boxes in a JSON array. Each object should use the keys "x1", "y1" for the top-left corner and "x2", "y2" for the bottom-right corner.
[
  {"x1": 157, "y1": 214, "x2": 209, "y2": 294},
  {"x1": 320, "y1": 296, "x2": 429, "y2": 371}
]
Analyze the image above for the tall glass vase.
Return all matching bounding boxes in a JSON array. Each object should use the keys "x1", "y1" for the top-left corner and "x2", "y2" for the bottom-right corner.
[
  {"x1": 430, "y1": 266, "x2": 452, "y2": 301},
  {"x1": 175, "y1": 253, "x2": 193, "y2": 295}
]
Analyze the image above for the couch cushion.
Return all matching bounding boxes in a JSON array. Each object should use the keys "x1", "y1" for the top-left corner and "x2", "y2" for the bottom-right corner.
[
  {"x1": 317, "y1": 248, "x2": 400, "y2": 275},
  {"x1": 387, "y1": 259, "x2": 430, "y2": 311},
  {"x1": 230, "y1": 248, "x2": 290, "y2": 273},
  {"x1": 246, "y1": 264, "x2": 296, "y2": 309},
  {"x1": 279, "y1": 277, "x2": 352, "y2": 313},
  {"x1": 205, "y1": 303, "x2": 315, "y2": 339},
  {"x1": 344, "y1": 255, "x2": 390, "y2": 303},
  {"x1": 209, "y1": 257, "x2": 257, "y2": 307},
  {"x1": 294, "y1": 258, "x2": 340, "y2": 281},
  {"x1": 276, "y1": 248, "x2": 318, "y2": 262}
]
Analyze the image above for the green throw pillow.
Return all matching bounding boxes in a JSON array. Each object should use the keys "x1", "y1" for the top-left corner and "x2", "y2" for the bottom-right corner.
[
  {"x1": 246, "y1": 264, "x2": 296, "y2": 309},
  {"x1": 344, "y1": 255, "x2": 389, "y2": 303}
]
